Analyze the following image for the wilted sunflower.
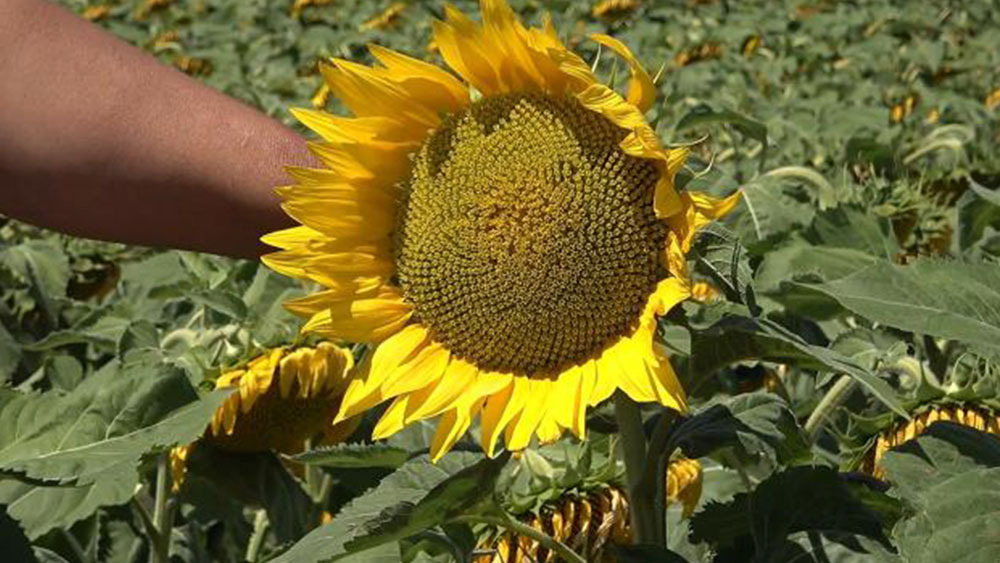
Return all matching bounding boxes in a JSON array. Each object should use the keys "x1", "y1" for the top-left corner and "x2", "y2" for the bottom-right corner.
[
  {"x1": 171, "y1": 343, "x2": 359, "y2": 489},
  {"x1": 263, "y1": 0, "x2": 740, "y2": 461}
]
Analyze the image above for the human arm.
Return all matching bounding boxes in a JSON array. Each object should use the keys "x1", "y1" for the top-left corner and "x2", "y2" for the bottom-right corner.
[{"x1": 0, "y1": 0, "x2": 313, "y2": 259}]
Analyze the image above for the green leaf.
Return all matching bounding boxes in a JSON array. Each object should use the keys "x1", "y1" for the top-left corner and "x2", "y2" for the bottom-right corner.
[
  {"x1": 800, "y1": 260, "x2": 1000, "y2": 356},
  {"x1": 881, "y1": 424, "x2": 1000, "y2": 563},
  {"x1": 270, "y1": 452, "x2": 485, "y2": 563},
  {"x1": 0, "y1": 505, "x2": 38, "y2": 563},
  {"x1": 290, "y1": 443, "x2": 411, "y2": 469},
  {"x1": 689, "y1": 316, "x2": 830, "y2": 378},
  {"x1": 0, "y1": 240, "x2": 71, "y2": 319},
  {"x1": 0, "y1": 466, "x2": 134, "y2": 539},
  {"x1": 0, "y1": 361, "x2": 229, "y2": 483},
  {"x1": 345, "y1": 455, "x2": 507, "y2": 552},
  {"x1": 807, "y1": 207, "x2": 899, "y2": 259},
  {"x1": 691, "y1": 223, "x2": 757, "y2": 311},
  {"x1": 673, "y1": 104, "x2": 768, "y2": 170},
  {"x1": 689, "y1": 466, "x2": 891, "y2": 561},
  {"x1": 667, "y1": 393, "x2": 810, "y2": 463},
  {"x1": 755, "y1": 318, "x2": 907, "y2": 416}
]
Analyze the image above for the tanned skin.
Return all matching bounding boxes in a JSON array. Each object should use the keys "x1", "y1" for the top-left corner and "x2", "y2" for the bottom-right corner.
[{"x1": 0, "y1": 0, "x2": 315, "y2": 259}]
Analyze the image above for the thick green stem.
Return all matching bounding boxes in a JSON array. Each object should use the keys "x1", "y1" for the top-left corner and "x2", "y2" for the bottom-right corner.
[
  {"x1": 151, "y1": 454, "x2": 171, "y2": 563},
  {"x1": 455, "y1": 514, "x2": 586, "y2": 563},
  {"x1": 614, "y1": 391, "x2": 657, "y2": 545},
  {"x1": 245, "y1": 509, "x2": 270, "y2": 563},
  {"x1": 803, "y1": 374, "x2": 856, "y2": 442}
]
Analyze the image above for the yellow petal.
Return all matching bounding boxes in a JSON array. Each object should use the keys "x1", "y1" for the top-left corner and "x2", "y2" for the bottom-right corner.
[
  {"x1": 605, "y1": 338, "x2": 657, "y2": 403},
  {"x1": 321, "y1": 60, "x2": 440, "y2": 129},
  {"x1": 282, "y1": 281, "x2": 386, "y2": 318},
  {"x1": 277, "y1": 181, "x2": 396, "y2": 240},
  {"x1": 504, "y1": 378, "x2": 552, "y2": 451},
  {"x1": 335, "y1": 324, "x2": 431, "y2": 422},
  {"x1": 650, "y1": 342, "x2": 688, "y2": 413},
  {"x1": 535, "y1": 415, "x2": 562, "y2": 445},
  {"x1": 480, "y1": 378, "x2": 528, "y2": 457},
  {"x1": 372, "y1": 396, "x2": 410, "y2": 440},
  {"x1": 590, "y1": 34, "x2": 656, "y2": 112},
  {"x1": 289, "y1": 110, "x2": 423, "y2": 147},
  {"x1": 260, "y1": 226, "x2": 324, "y2": 250},
  {"x1": 430, "y1": 402, "x2": 477, "y2": 462},
  {"x1": 666, "y1": 190, "x2": 743, "y2": 252},
  {"x1": 550, "y1": 365, "x2": 583, "y2": 434},
  {"x1": 368, "y1": 44, "x2": 469, "y2": 113},
  {"x1": 404, "y1": 358, "x2": 479, "y2": 422},
  {"x1": 432, "y1": 8, "x2": 502, "y2": 94},
  {"x1": 301, "y1": 286, "x2": 412, "y2": 343},
  {"x1": 263, "y1": 245, "x2": 394, "y2": 288},
  {"x1": 588, "y1": 356, "x2": 617, "y2": 407},
  {"x1": 306, "y1": 139, "x2": 412, "y2": 187},
  {"x1": 379, "y1": 341, "x2": 450, "y2": 399}
]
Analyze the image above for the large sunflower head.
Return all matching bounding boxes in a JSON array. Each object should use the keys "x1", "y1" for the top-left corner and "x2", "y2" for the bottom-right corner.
[{"x1": 263, "y1": 0, "x2": 740, "y2": 461}]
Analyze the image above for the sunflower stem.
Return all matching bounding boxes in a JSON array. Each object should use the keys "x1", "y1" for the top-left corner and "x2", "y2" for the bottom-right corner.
[
  {"x1": 614, "y1": 391, "x2": 657, "y2": 545},
  {"x1": 151, "y1": 453, "x2": 171, "y2": 563},
  {"x1": 454, "y1": 514, "x2": 587, "y2": 563},
  {"x1": 245, "y1": 509, "x2": 269, "y2": 563},
  {"x1": 803, "y1": 374, "x2": 856, "y2": 443}
]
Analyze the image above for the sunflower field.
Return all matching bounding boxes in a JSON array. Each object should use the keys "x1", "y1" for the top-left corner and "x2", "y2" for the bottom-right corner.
[{"x1": 3, "y1": 0, "x2": 1000, "y2": 562}]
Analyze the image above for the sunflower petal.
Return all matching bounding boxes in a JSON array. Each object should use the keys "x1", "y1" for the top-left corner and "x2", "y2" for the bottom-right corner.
[
  {"x1": 504, "y1": 378, "x2": 552, "y2": 451},
  {"x1": 379, "y1": 341, "x2": 450, "y2": 399},
  {"x1": 590, "y1": 34, "x2": 656, "y2": 112},
  {"x1": 301, "y1": 286, "x2": 412, "y2": 342},
  {"x1": 335, "y1": 325, "x2": 430, "y2": 423},
  {"x1": 480, "y1": 378, "x2": 527, "y2": 457},
  {"x1": 430, "y1": 402, "x2": 477, "y2": 461}
]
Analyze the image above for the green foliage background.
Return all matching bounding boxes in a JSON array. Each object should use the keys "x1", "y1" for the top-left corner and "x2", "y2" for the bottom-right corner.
[{"x1": 2, "y1": 1, "x2": 999, "y2": 562}]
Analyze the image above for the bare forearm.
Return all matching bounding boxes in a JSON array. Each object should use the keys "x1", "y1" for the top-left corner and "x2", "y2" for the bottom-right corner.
[{"x1": 0, "y1": 0, "x2": 310, "y2": 258}]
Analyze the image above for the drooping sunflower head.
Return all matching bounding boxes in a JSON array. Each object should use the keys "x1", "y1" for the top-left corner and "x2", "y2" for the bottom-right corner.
[
  {"x1": 170, "y1": 343, "x2": 360, "y2": 490},
  {"x1": 206, "y1": 343, "x2": 360, "y2": 453},
  {"x1": 264, "y1": 0, "x2": 740, "y2": 460}
]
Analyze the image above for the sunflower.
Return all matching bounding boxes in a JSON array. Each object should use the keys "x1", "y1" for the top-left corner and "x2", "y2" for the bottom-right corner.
[
  {"x1": 263, "y1": 0, "x2": 741, "y2": 461},
  {"x1": 865, "y1": 403, "x2": 998, "y2": 480},
  {"x1": 170, "y1": 343, "x2": 359, "y2": 489}
]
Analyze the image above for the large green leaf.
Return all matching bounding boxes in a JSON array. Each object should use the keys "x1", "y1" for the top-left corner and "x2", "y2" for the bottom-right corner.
[
  {"x1": 0, "y1": 360, "x2": 230, "y2": 483},
  {"x1": 0, "y1": 466, "x2": 134, "y2": 539},
  {"x1": 881, "y1": 424, "x2": 1000, "y2": 563},
  {"x1": 667, "y1": 393, "x2": 810, "y2": 464},
  {"x1": 345, "y1": 455, "x2": 506, "y2": 552},
  {"x1": 801, "y1": 260, "x2": 1000, "y2": 356},
  {"x1": 270, "y1": 452, "x2": 485, "y2": 563},
  {"x1": 689, "y1": 466, "x2": 892, "y2": 562}
]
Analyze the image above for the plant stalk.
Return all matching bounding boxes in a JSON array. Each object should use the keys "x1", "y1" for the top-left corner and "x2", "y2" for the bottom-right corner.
[
  {"x1": 614, "y1": 391, "x2": 657, "y2": 545},
  {"x1": 803, "y1": 374, "x2": 856, "y2": 442},
  {"x1": 455, "y1": 514, "x2": 587, "y2": 563},
  {"x1": 151, "y1": 453, "x2": 171, "y2": 563},
  {"x1": 245, "y1": 509, "x2": 270, "y2": 563}
]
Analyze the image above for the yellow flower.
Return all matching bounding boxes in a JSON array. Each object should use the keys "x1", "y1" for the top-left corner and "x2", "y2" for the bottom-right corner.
[
  {"x1": 360, "y1": 2, "x2": 408, "y2": 31},
  {"x1": 264, "y1": 0, "x2": 741, "y2": 461},
  {"x1": 170, "y1": 343, "x2": 360, "y2": 490},
  {"x1": 207, "y1": 344, "x2": 360, "y2": 453},
  {"x1": 591, "y1": 0, "x2": 641, "y2": 21},
  {"x1": 867, "y1": 404, "x2": 998, "y2": 479}
]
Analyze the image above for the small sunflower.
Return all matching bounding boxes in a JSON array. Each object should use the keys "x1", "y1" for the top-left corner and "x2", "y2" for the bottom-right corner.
[
  {"x1": 865, "y1": 404, "x2": 998, "y2": 480},
  {"x1": 264, "y1": 0, "x2": 740, "y2": 460},
  {"x1": 207, "y1": 343, "x2": 360, "y2": 453},
  {"x1": 171, "y1": 343, "x2": 360, "y2": 489}
]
